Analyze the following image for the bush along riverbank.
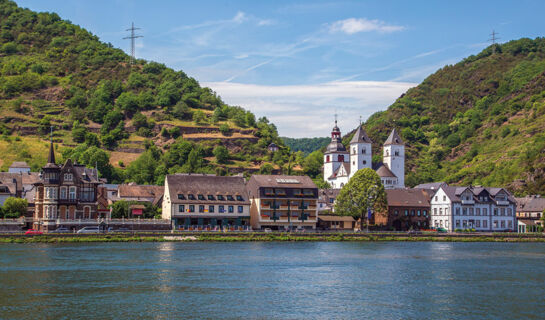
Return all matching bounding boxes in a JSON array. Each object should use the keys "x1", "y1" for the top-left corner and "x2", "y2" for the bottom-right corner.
[{"x1": 1, "y1": 233, "x2": 545, "y2": 243}]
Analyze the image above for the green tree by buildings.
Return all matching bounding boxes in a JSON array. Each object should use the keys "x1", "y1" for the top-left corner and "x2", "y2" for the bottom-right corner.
[
  {"x1": 334, "y1": 168, "x2": 387, "y2": 229},
  {"x1": 1, "y1": 197, "x2": 28, "y2": 218}
]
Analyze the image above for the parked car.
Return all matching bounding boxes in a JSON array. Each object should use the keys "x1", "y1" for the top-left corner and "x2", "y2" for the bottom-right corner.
[
  {"x1": 25, "y1": 229, "x2": 43, "y2": 235},
  {"x1": 296, "y1": 226, "x2": 305, "y2": 233},
  {"x1": 54, "y1": 227, "x2": 70, "y2": 233},
  {"x1": 76, "y1": 226, "x2": 100, "y2": 234},
  {"x1": 435, "y1": 227, "x2": 448, "y2": 233},
  {"x1": 264, "y1": 228, "x2": 272, "y2": 233}
]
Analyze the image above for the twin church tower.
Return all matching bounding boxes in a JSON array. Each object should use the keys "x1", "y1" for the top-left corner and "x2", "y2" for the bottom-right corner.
[{"x1": 323, "y1": 119, "x2": 405, "y2": 190}]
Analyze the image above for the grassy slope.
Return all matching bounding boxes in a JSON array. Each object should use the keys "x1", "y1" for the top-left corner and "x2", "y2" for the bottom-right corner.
[
  {"x1": 345, "y1": 38, "x2": 545, "y2": 195},
  {"x1": 0, "y1": 0, "x2": 281, "y2": 174}
]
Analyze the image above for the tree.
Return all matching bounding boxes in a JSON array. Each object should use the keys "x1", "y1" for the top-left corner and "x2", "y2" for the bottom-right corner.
[
  {"x1": 259, "y1": 163, "x2": 274, "y2": 175},
  {"x1": 213, "y1": 146, "x2": 229, "y2": 164},
  {"x1": 302, "y1": 150, "x2": 323, "y2": 179},
  {"x1": 334, "y1": 168, "x2": 387, "y2": 230},
  {"x1": 2, "y1": 197, "x2": 28, "y2": 218},
  {"x1": 193, "y1": 110, "x2": 207, "y2": 125},
  {"x1": 219, "y1": 123, "x2": 230, "y2": 136}
]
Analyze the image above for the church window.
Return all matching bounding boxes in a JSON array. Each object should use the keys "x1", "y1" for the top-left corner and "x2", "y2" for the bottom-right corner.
[
  {"x1": 362, "y1": 160, "x2": 366, "y2": 165},
  {"x1": 326, "y1": 155, "x2": 330, "y2": 162},
  {"x1": 338, "y1": 155, "x2": 344, "y2": 162},
  {"x1": 352, "y1": 147, "x2": 356, "y2": 154},
  {"x1": 395, "y1": 151, "x2": 399, "y2": 156},
  {"x1": 362, "y1": 148, "x2": 366, "y2": 154},
  {"x1": 352, "y1": 161, "x2": 355, "y2": 165}
]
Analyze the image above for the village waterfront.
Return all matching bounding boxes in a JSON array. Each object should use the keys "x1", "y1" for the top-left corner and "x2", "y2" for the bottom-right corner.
[{"x1": 1, "y1": 241, "x2": 544, "y2": 319}]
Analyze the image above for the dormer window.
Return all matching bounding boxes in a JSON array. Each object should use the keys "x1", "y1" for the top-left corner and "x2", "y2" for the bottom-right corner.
[
  {"x1": 217, "y1": 195, "x2": 225, "y2": 201},
  {"x1": 198, "y1": 194, "x2": 205, "y2": 200},
  {"x1": 236, "y1": 195, "x2": 243, "y2": 201},
  {"x1": 177, "y1": 194, "x2": 185, "y2": 200},
  {"x1": 227, "y1": 195, "x2": 234, "y2": 201},
  {"x1": 207, "y1": 195, "x2": 215, "y2": 201},
  {"x1": 188, "y1": 194, "x2": 195, "y2": 200},
  {"x1": 64, "y1": 173, "x2": 73, "y2": 181}
]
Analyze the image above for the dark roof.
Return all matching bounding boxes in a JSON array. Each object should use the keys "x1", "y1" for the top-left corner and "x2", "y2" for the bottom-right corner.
[
  {"x1": 247, "y1": 174, "x2": 317, "y2": 198},
  {"x1": 318, "y1": 188, "x2": 340, "y2": 202},
  {"x1": 326, "y1": 139, "x2": 347, "y2": 153},
  {"x1": 349, "y1": 126, "x2": 372, "y2": 144},
  {"x1": 437, "y1": 185, "x2": 516, "y2": 204},
  {"x1": 9, "y1": 161, "x2": 30, "y2": 168},
  {"x1": 47, "y1": 141, "x2": 56, "y2": 165},
  {"x1": 386, "y1": 189, "x2": 431, "y2": 207},
  {"x1": 0, "y1": 173, "x2": 23, "y2": 194},
  {"x1": 516, "y1": 196, "x2": 545, "y2": 212},
  {"x1": 414, "y1": 182, "x2": 448, "y2": 190},
  {"x1": 167, "y1": 174, "x2": 249, "y2": 204},
  {"x1": 376, "y1": 165, "x2": 397, "y2": 178},
  {"x1": 383, "y1": 128, "x2": 404, "y2": 145}
]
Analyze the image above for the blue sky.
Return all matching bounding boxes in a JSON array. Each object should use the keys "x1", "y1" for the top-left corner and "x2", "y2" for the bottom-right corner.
[{"x1": 16, "y1": 0, "x2": 545, "y2": 137}]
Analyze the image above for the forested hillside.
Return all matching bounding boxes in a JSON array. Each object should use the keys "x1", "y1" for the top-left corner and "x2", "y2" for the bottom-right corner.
[
  {"x1": 0, "y1": 0, "x2": 291, "y2": 184},
  {"x1": 346, "y1": 38, "x2": 545, "y2": 195},
  {"x1": 281, "y1": 137, "x2": 329, "y2": 155}
]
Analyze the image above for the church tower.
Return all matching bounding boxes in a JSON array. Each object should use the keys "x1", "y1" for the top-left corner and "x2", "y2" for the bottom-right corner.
[
  {"x1": 323, "y1": 117, "x2": 349, "y2": 187},
  {"x1": 383, "y1": 128, "x2": 405, "y2": 188},
  {"x1": 349, "y1": 125, "x2": 372, "y2": 179}
]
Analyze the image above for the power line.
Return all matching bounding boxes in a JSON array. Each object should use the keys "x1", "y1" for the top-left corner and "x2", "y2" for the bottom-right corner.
[
  {"x1": 489, "y1": 30, "x2": 500, "y2": 54},
  {"x1": 123, "y1": 22, "x2": 143, "y2": 65}
]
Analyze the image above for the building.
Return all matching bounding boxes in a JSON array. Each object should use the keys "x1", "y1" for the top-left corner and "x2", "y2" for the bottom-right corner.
[
  {"x1": 33, "y1": 142, "x2": 102, "y2": 232},
  {"x1": 324, "y1": 119, "x2": 405, "y2": 189},
  {"x1": 317, "y1": 188, "x2": 340, "y2": 213},
  {"x1": 0, "y1": 173, "x2": 22, "y2": 205},
  {"x1": 430, "y1": 184, "x2": 517, "y2": 232},
  {"x1": 247, "y1": 175, "x2": 318, "y2": 230},
  {"x1": 515, "y1": 195, "x2": 545, "y2": 233},
  {"x1": 162, "y1": 174, "x2": 251, "y2": 230},
  {"x1": 8, "y1": 161, "x2": 31, "y2": 173},
  {"x1": 382, "y1": 188, "x2": 432, "y2": 230},
  {"x1": 317, "y1": 215, "x2": 355, "y2": 230},
  {"x1": 118, "y1": 183, "x2": 164, "y2": 206}
]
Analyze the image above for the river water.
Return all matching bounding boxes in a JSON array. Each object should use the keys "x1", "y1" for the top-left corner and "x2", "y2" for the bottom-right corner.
[{"x1": 0, "y1": 242, "x2": 544, "y2": 319}]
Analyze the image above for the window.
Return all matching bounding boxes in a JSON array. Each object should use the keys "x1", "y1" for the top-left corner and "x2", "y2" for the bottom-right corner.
[
  {"x1": 439, "y1": 208, "x2": 443, "y2": 216},
  {"x1": 501, "y1": 221, "x2": 505, "y2": 228},
  {"x1": 394, "y1": 210, "x2": 398, "y2": 215},
  {"x1": 178, "y1": 194, "x2": 185, "y2": 200},
  {"x1": 362, "y1": 160, "x2": 367, "y2": 165},
  {"x1": 434, "y1": 208, "x2": 437, "y2": 215},
  {"x1": 463, "y1": 220, "x2": 467, "y2": 228},
  {"x1": 423, "y1": 210, "x2": 427, "y2": 216},
  {"x1": 69, "y1": 187, "x2": 76, "y2": 200},
  {"x1": 329, "y1": 198, "x2": 335, "y2": 204},
  {"x1": 435, "y1": 196, "x2": 438, "y2": 201},
  {"x1": 411, "y1": 210, "x2": 415, "y2": 216},
  {"x1": 275, "y1": 189, "x2": 286, "y2": 196},
  {"x1": 476, "y1": 220, "x2": 480, "y2": 228},
  {"x1": 417, "y1": 210, "x2": 421, "y2": 216},
  {"x1": 64, "y1": 173, "x2": 73, "y2": 181},
  {"x1": 198, "y1": 194, "x2": 205, "y2": 201},
  {"x1": 81, "y1": 187, "x2": 94, "y2": 202},
  {"x1": 394, "y1": 150, "x2": 399, "y2": 156},
  {"x1": 326, "y1": 155, "x2": 330, "y2": 162},
  {"x1": 362, "y1": 148, "x2": 366, "y2": 154},
  {"x1": 189, "y1": 205, "x2": 195, "y2": 213},
  {"x1": 217, "y1": 195, "x2": 225, "y2": 201},
  {"x1": 208, "y1": 195, "x2": 215, "y2": 201},
  {"x1": 483, "y1": 220, "x2": 487, "y2": 228},
  {"x1": 469, "y1": 208, "x2": 474, "y2": 215},
  {"x1": 494, "y1": 208, "x2": 498, "y2": 216},
  {"x1": 507, "y1": 208, "x2": 512, "y2": 216},
  {"x1": 443, "y1": 196, "x2": 446, "y2": 201},
  {"x1": 456, "y1": 220, "x2": 460, "y2": 228},
  {"x1": 188, "y1": 194, "x2": 196, "y2": 200},
  {"x1": 236, "y1": 195, "x2": 244, "y2": 201},
  {"x1": 228, "y1": 206, "x2": 234, "y2": 213},
  {"x1": 227, "y1": 195, "x2": 235, "y2": 201},
  {"x1": 352, "y1": 147, "x2": 356, "y2": 154},
  {"x1": 404, "y1": 210, "x2": 408, "y2": 216},
  {"x1": 338, "y1": 155, "x2": 344, "y2": 162},
  {"x1": 60, "y1": 187, "x2": 67, "y2": 199},
  {"x1": 238, "y1": 206, "x2": 244, "y2": 213},
  {"x1": 476, "y1": 208, "x2": 481, "y2": 216},
  {"x1": 219, "y1": 205, "x2": 225, "y2": 213},
  {"x1": 508, "y1": 221, "x2": 512, "y2": 229},
  {"x1": 456, "y1": 208, "x2": 460, "y2": 215},
  {"x1": 462, "y1": 208, "x2": 467, "y2": 215},
  {"x1": 293, "y1": 189, "x2": 302, "y2": 196},
  {"x1": 500, "y1": 208, "x2": 505, "y2": 216},
  {"x1": 179, "y1": 205, "x2": 185, "y2": 213},
  {"x1": 199, "y1": 205, "x2": 205, "y2": 213},
  {"x1": 483, "y1": 208, "x2": 488, "y2": 216}
]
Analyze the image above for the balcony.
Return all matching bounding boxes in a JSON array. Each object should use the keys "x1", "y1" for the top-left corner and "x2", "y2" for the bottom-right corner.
[
  {"x1": 461, "y1": 199, "x2": 474, "y2": 205},
  {"x1": 496, "y1": 200, "x2": 510, "y2": 206}
]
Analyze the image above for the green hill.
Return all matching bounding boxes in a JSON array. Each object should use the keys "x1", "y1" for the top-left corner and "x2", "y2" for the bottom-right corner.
[
  {"x1": 0, "y1": 0, "x2": 290, "y2": 184},
  {"x1": 346, "y1": 38, "x2": 545, "y2": 195},
  {"x1": 281, "y1": 137, "x2": 330, "y2": 155}
]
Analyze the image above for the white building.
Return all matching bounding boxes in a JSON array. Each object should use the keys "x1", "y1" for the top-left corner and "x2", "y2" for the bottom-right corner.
[
  {"x1": 324, "y1": 120, "x2": 405, "y2": 189},
  {"x1": 429, "y1": 184, "x2": 517, "y2": 232}
]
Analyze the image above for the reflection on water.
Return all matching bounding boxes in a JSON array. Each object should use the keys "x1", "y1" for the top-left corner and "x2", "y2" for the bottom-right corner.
[{"x1": 1, "y1": 242, "x2": 544, "y2": 319}]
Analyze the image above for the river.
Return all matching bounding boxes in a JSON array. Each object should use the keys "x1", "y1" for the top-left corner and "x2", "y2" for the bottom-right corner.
[{"x1": 0, "y1": 242, "x2": 544, "y2": 319}]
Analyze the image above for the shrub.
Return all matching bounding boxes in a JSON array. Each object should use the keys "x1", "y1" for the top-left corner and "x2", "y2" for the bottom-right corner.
[{"x1": 219, "y1": 123, "x2": 230, "y2": 136}]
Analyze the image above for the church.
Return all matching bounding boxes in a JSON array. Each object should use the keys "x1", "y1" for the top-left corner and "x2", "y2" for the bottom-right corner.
[{"x1": 323, "y1": 119, "x2": 405, "y2": 190}]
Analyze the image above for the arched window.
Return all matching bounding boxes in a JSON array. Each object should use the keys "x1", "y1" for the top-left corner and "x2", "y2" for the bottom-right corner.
[
  {"x1": 352, "y1": 147, "x2": 356, "y2": 154},
  {"x1": 362, "y1": 148, "x2": 366, "y2": 154},
  {"x1": 340, "y1": 183, "x2": 344, "y2": 188},
  {"x1": 362, "y1": 160, "x2": 366, "y2": 165},
  {"x1": 326, "y1": 155, "x2": 330, "y2": 162},
  {"x1": 395, "y1": 150, "x2": 399, "y2": 156},
  {"x1": 338, "y1": 155, "x2": 344, "y2": 162}
]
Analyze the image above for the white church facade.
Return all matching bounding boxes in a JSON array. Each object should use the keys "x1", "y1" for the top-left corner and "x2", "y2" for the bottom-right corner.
[{"x1": 323, "y1": 120, "x2": 405, "y2": 190}]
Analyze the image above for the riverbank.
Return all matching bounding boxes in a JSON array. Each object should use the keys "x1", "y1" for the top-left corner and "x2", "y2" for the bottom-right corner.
[{"x1": 1, "y1": 233, "x2": 545, "y2": 243}]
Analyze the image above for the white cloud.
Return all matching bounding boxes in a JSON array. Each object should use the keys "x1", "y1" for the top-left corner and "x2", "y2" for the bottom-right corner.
[
  {"x1": 330, "y1": 18, "x2": 404, "y2": 34},
  {"x1": 257, "y1": 19, "x2": 275, "y2": 26},
  {"x1": 203, "y1": 80, "x2": 416, "y2": 137},
  {"x1": 233, "y1": 11, "x2": 246, "y2": 24}
]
